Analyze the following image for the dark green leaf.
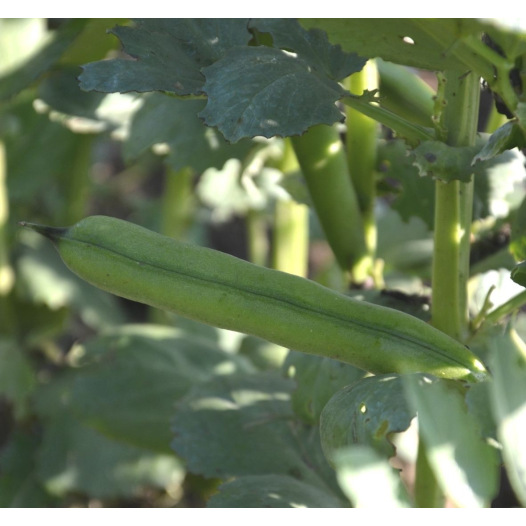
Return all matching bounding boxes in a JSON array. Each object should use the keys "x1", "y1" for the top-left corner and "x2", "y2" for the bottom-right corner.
[
  {"x1": 200, "y1": 46, "x2": 346, "y2": 142},
  {"x1": 70, "y1": 325, "x2": 252, "y2": 452},
  {"x1": 377, "y1": 139, "x2": 435, "y2": 229},
  {"x1": 79, "y1": 19, "x2": 252, "y2": 96},
  {"x1": 38, "y1": 67, "x2": 107, "y2": 120},
  {"x1": 208, "y1": 474, "x2": 344, "y2": 508},
  {"x1": 124, "y1": 93, "x2": 253, "y2": 172},
  {"x1": 320, "y1": 374, "x2": 416, "y2": 463},
  {"x1": 410, "y1": 140, "x2": 480, "y2": 183},
  {"x1": 172, "y1": 372, "x2": 337, "y2": 492},
  {"x1": 511, "y1": 261, "x2": 526, "y2": 287},
  {"x1": 36, "y1": 413, "x2": 183, "y2": 499},
  {"x1": 284, "y1": 351, "x2": 365, "y2": 425},
  {"x1": 250, "y1": 18, "x2": 367, "y2": 80}
]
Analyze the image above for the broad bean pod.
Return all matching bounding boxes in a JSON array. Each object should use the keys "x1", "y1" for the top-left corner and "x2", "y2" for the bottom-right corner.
[{"x1": 20, "y1": 216, "x2": 488, "y2": 382}]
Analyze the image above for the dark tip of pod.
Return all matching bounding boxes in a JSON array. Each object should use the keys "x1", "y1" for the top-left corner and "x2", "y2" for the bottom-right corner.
[{"x1": 18, "y1": 221, "x2": 68, "y2": 243}]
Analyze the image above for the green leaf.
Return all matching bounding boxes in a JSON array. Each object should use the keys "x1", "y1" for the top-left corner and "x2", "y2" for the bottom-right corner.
[
  {"x1": 171, "y1": 372, "x2": 337, "y2": 492},
  {"x1": 320, "y1": 374, "x2": 416, "y2": 464},
  {"x1": 0, "y1": 19, "x2": 88, "y2": 100},
  {"x1": 300, "y1": 19, "x2": 482, "y2": 71},
  {"x1": 283, "y1": 351, "x2": 365, "y2": 425},
  {"x1": 511, "y1": 261, "x2": 526, "y2": 288},
  {"x1": 488, "y1": 326, "x2": 526, "y2": 506},
  {"x1": 37, "y1": 67, "x2": 107, "y2": 121},
  {"x1": 410, "y1": 141, "x2": 480, "y2": 183},
  {"x1": 473, "y1": 121, "x2": 526, "y2": 163},
  {"x1": 79, "y1": 19, "x2": 252, "y2": 96},
  {"x1": 405, "y1": 375, "x2": 499, "y2": 508},
  {"x1": 208, "y1": 474, "x2": 344, "y2": 508},
  {"x1": 250, "y1": 18, "x2": 367, "y2": 80},
  {"x1": 36, "y1": 413, "x2": 184, "y2": 499},
  {"x1": 333, "y1": 445, "x2": 411, "y2": 508},
  {"x1": 124, "y1": 93, "x2": 254, "y2": 172},
  {"x1": 378, "y1": 139, "x2": 435, "y2": 229},
  {"x1": 70, "y1": 324, "x2": 252, "y2": 453},
  {"x1": 199, "y1": 46, "x2": 346, "y2": 142}
]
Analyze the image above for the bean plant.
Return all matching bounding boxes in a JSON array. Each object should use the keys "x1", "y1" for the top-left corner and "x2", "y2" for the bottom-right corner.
[{"x1": 1, "y1": 18, "x2": 526, "y2": 508}]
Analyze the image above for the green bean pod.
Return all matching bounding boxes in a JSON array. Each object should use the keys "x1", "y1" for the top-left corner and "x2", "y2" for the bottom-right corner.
[{"x1": 20, "y1": 216, "x2": 488, "y2": 382}]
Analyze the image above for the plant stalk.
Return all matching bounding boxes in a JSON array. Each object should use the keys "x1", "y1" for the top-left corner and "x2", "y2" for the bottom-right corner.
[
  {"x1": 419, "y1": 69, "x2": 480, "y2": 506},
  {"x1": 272, "y1": 139, "x2": 309, "y2": 277},
  {"x1": 345, "y1": 61, "x2": 379, "y2": 284}
]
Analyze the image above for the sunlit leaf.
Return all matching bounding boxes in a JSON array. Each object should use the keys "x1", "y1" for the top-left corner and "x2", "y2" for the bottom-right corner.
[
  {"x1": 333, "y1": 445, "x2": 411, "y2": 508},
  {"x1": 405, "y1": 375, "x2": 499, "y2": 508},
  {"x1": 488, "y1": 326, "x2": 526, "y2": 506}
]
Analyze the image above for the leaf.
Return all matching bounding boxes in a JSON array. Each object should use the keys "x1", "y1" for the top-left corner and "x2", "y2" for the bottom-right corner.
[
  {"x1": 207, "y1": 474, "x2": 344, "y2": 508},
  {"x1": 300, "y1": 19, "x2": 482, "y2": 71},
  {"x1": 410, "y1": 141, "x2": 480, "y2": 183},
  {"x1": 377, "y1": 139, "x2": 435, "y2": 229},
  {"x1": 473, "y1": 121, "x2": 526, "y2": 163},
  {"x1": 410, "y1": 137, "x2": 525, "y2": 184},
  {"x1": 70, "y1": 324, "x2": 252, "y2": 452},
  {"x1": 320, "y1": 374, "x2": 416, "y2": 464},
  {"x1": 250, "y1": 18, "x2": 367, "y2": 80},
  {"x1": 283, "y1": 351, "x2": 365, "y2": 425},
  {"x1": 332, "y1": 445, "x2": 411, "y2": 508},
  {"x1": 511, "y1": 261, "x2": 526, "y2": 288},
  {"x1": 488, "y1": 326, "x2": 526, "y2": 506},
  {"x1": 171, "y1": 372, "x2": 337, "y2": 492},
  {"x1": 37, "y1": 67, "x2": 108, "y2": 121},
  {"x1": 79, "y1": 19, "x2": 252, "y2": 96},
  {"x1": 405, "y1": 375, "x2": 499, "y2": 508},
  {"x1": 199, "y1": 46, "x2": 346, "y2": 142},
  {"x1": 124, "y1": 93, "x2": 253, "y2": 172},
  {"x1": 36, "y1": 414, "x2": 184, "y2": 499}
]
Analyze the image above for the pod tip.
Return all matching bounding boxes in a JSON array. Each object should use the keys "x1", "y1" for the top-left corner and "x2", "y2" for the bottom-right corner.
[{"x1": 18, "y1": 221, "x2": 67, "y2": 242}]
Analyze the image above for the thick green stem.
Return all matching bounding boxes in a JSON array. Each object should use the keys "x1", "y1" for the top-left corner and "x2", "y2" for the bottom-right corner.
[
  {"x1": 431, "y1": 70, "x2": 480, "y2": 339},
  {"x1": 414, "y1": 439, "x2": 444, "y2": 507},
  {"x1": 272, "y1": 139, "x2": 308, "y2": 277},
  {"x1": 346, "y1": 61, "x2": 379, "y2": 283},
  {"x1": 418, "y1": 69, "x2": 480, "y2": 507},
  {"x1": 291, "y1": 125, "x2": 367, "y2": 282}
]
